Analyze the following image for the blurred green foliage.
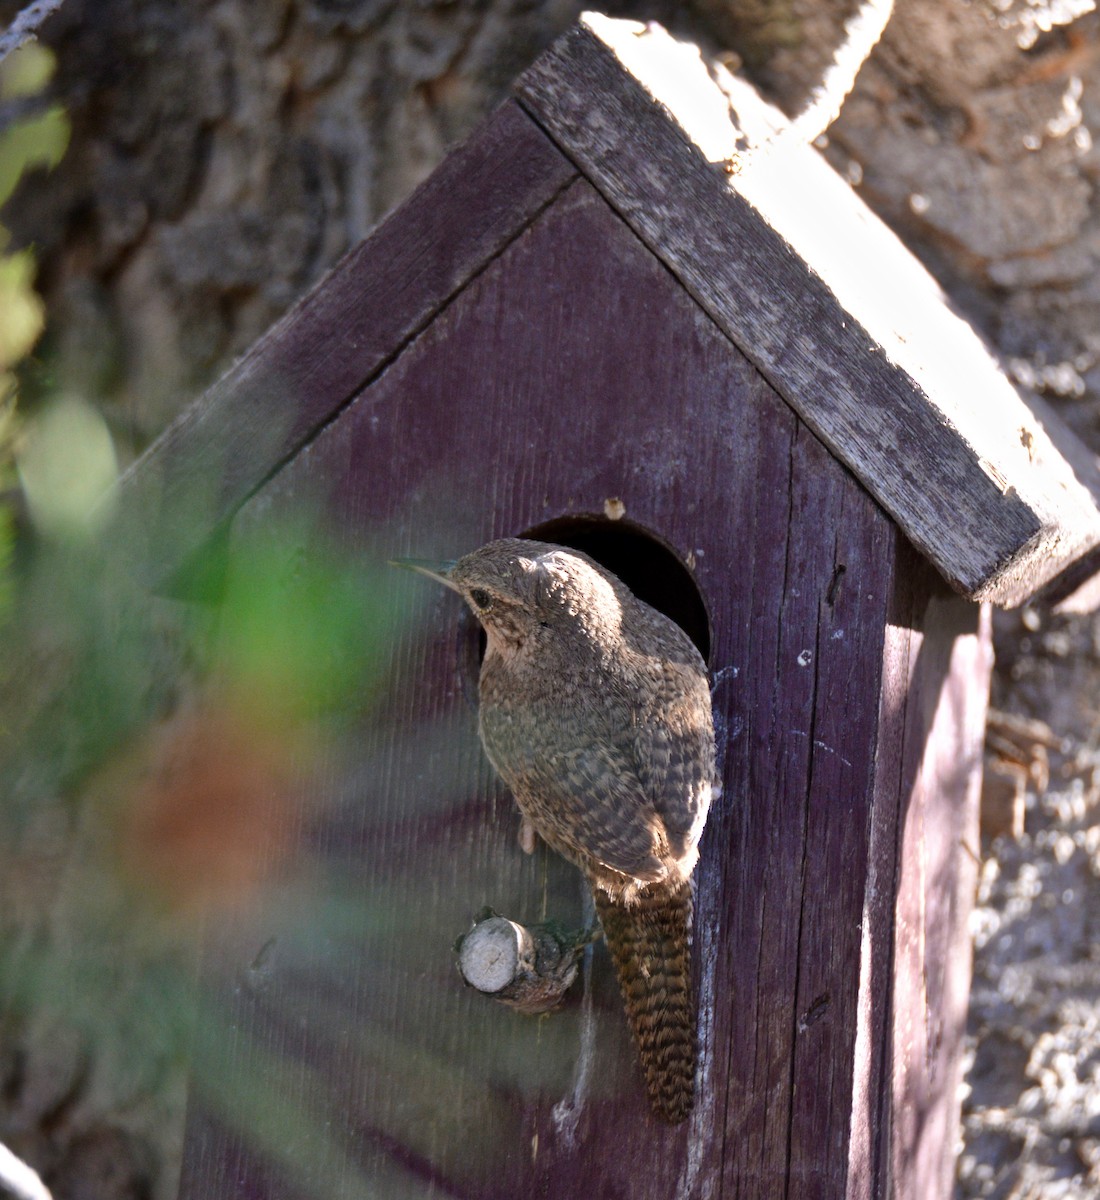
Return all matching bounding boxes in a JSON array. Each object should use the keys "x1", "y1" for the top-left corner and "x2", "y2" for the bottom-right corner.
[
  {"x1": 17, "y1": 394, "x2": 119, "y2": 538},
  {"x1": 217, "y1": 519, "x2": 401, "y2": 728},
  {"x1": 2, "y1": 475, "x2": 425, "y2": 1193},
  {"x1": 0, "y1": 41, "x2": 68, "y2": 398},
  {"x1": 0, "y1": 41, "x2": 69, "y2": 195},
  {"x1": 0, "y1": 42, "x2": 506, "y2": 1197},
  {"x1": 0, "y1": 44, "x2": 430, "y2": 1186},
  {"x1": 0, "y1": 41, "x2": 70, "y2": 629}
]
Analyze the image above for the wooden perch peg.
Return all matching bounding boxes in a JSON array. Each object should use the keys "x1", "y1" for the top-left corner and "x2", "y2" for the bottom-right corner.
[{"x1": 455, "y1": 910, "x2": 596, "y2": 1015}]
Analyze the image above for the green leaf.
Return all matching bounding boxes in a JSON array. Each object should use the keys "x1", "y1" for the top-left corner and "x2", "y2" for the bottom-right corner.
[
  {"x1": 16, "y1": 395, "x2": 119, "y2": 539},
  {"x1": 0, "y1": 248, "x2": 44, "y2": 367},
  {"x1": 0, "y1": 104, "x2": 70, "y2": 207},
  {"x1": 0, "y1": 42, "x2": 57, "y2": 99}
]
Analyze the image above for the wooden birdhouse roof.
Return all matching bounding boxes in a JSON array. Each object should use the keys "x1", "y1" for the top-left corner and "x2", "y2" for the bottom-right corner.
[
  {"x1": 119, "y1": 13, "x2": 1100, "y2": 610},
  {"x1": 514, "y1": 16, "x2": 1100, "y2": 609}
]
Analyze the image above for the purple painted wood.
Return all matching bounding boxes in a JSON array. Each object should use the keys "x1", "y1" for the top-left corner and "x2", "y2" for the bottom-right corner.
[
  {"x1": 175, "y1": 175, "x2": 987, "y2": 1199},
  {"x1": 846, "y1": 561, "x2": 990, "y2": 1200},
  {"x1": 846, "y1": 543, "x2": 927, "y2": 1200},
  {"x1": 512, "y1": 17, "x2": 1100, "y2": 608},
  {"x1": 113, "y1": 100, "x2": 577, "y2": 585},
  {"x1": 889, "y1": 595, "x2": 989, "y2": 1200}
]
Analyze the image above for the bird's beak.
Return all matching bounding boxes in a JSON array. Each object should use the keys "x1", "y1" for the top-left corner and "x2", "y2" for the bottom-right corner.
[{"x1": 389, "y1": 557, "x2": 462, "y2": 593}]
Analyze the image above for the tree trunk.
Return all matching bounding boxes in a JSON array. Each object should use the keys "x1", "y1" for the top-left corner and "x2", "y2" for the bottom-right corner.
[{"x1": 1, "y1": 1, "x2": 1098, "y2": 1197}]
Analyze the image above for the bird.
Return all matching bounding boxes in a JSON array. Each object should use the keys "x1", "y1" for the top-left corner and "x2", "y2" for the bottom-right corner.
[{"x1": 394, "y1": 538, "x2": 716, "y2": 1123}]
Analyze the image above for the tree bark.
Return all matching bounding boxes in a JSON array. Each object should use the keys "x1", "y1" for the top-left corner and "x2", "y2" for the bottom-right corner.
[{"x1": 1, "y1": 1, "x2": 1098, "y2": 1197}]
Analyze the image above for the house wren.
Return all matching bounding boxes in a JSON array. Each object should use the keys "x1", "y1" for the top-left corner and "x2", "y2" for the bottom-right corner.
[{"x1": 396, "y1": 538, "x2": 716, "y2": 1123}]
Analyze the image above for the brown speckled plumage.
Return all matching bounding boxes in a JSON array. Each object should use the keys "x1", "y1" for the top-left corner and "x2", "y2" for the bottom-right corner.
[
  {"x1": 407, "y1": 538, "x2": 715, "y2": 1122},
  {"x1": 593, "y1": 878, "x2": 695, "y2": 1122}
]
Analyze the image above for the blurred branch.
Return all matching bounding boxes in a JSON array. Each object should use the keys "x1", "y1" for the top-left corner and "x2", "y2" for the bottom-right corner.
[
  {"x1": 0, "y1": 92, "x2": 50, "y2": 134},
  {"x1": 0, "y1": 0, "x2": 67, "y2": 67},
  {"x1": 0, "y1": 1141, "x2": 51, "y2": 1200}
]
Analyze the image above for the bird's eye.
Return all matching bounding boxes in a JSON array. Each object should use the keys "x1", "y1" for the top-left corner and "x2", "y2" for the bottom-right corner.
[{"x1": 469, "y1": 588, "x2": 493, "y2": 611}]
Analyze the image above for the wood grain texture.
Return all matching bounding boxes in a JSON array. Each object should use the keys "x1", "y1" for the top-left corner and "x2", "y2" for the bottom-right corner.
[
  {"x1": 889, "y1": 596, "x2": 989, "y2": 1200},
  {"x1": 845, "y1": 536, "x2": 929, "y2": 1200},
  {"x1": 176, "y1": 177, "x2": 984, "y2": 1199},
  {"x1": 512, "y1": 16, "x2": 1100, "y2": 607},
  {"x1": 111, "y1": 100, "x2": 577, "y2": 588}
]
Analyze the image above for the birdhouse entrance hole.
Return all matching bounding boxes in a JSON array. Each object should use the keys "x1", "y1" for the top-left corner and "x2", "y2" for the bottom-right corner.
[
  {"x1": 521, "y1": 516, "x2": 711, "y2": 662},
  {"x1": 456, "y1": 514, "x2": 711, "y2": 712}
]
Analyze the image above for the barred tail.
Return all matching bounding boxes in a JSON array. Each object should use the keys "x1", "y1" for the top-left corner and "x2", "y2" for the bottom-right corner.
[{"x1": 593, "y1": 877, "x2": 695, "y2": 1123}]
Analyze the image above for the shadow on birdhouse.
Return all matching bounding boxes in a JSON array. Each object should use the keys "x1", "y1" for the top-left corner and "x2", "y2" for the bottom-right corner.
[{"x1": 104, "y1": 14, "x2": 1100, "y2": 1200}]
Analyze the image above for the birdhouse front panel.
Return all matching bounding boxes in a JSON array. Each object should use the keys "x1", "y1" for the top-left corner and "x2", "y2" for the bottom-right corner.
[{"x1": 175, "y1": 163, "x2": 986, "y2": 1200}]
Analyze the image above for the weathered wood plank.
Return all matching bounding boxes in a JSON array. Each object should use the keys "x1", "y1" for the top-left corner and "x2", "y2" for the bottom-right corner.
[
  {"x1": 784, "y1": 453, "x2": 900, "y2": 1199},
  {"x1": 847, "y1": 546, "x2": 922, "y2": 1200},
  {"x1": 112, "y1": 100, "x2": 578, "y2": 587},
  {"x1": 177, "y1": 176, "x2": 981, "y2": 1199},
  {"x1": 513, "y1": 16, "x2": 1100, "y2": 606},
  {"x1": 890, "y1": 595, "x2": 988, "y2": 1199}
]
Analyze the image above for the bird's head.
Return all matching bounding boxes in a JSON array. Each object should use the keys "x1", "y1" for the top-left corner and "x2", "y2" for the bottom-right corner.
[{"x1": 392, "y1": 538, "x2": 624, "y2": 656}]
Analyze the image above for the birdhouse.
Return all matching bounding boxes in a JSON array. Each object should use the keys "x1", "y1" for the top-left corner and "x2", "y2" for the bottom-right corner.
[{"x1": 123, "y1": 15, "x2": 1100, "y2": 1200}]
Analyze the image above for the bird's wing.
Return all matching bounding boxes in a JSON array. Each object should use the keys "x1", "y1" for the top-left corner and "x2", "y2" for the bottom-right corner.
[
  {"x1": 631, "y1": 662, "x2": 715, "y2": 863},
  {"x1": 481, "y1": 708, "x2": 668, "y2": 881}
]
